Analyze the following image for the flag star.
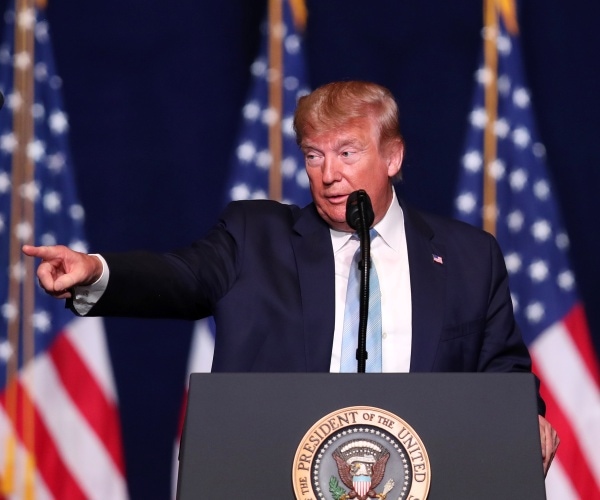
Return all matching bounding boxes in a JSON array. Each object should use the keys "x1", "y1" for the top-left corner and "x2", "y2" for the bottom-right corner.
[
  {"x1": 7, "y1": 91, "x2": 23, "y2": 110},
  {"x1": 17, "y1": 8, "x2": 36, "y2": 30},
  {"x1": 531, "y1": 219, "x2": 552, "y2": 242},
  {"x1": 475, "y1": 67, "x2": 492, "y2": 86},
  {"x1": 469, "y1": 107, "x2": 488, "y2": 129},
  {"x1": 296, "y1": 169, "x2": 309, "y2": 188},
  {"x1": 513, "y1": 87, "x2": 530, "y2": 108},
  {"x1": 506, "y1": 207, "x2": 524, "y2": 231},
  {"x1": 49, "y1": 75, "x2": 63, "y2": 90},
  {"x1": 251, "y1": 188, "x2": 267, "y2": 199},
  {"x1": 43, "y1": 190, "x2": 62, "y2": 213},
  {"x1": 532, "y1": 142, "x2": 546, "y2": 159},
  {"x1": 284, "y1": 33, "x2": 301, "y2": 55},
  {"x1": 509, "y1": 168, "x2": 528, "y2": 191},
  {"x1": 255, "y1": 149, "x2": 272, "y2": 169},
  {"x1": 40, "y1": 232, "x2": 57, "y2": 246},
  {"x1": 1, "y1": 132, "x2": 18, "y2": 153},
  {"x1": 47, "y1": 152, "x2": 66, "y2": 173},
  {"x1": 32, "y1": 102, "x2": 45, "y2": 120},
  {"x1": 557, "y1": 270, "x2": 575, "y2": 291},
  {"x1": 20, "y1": 180, "x2": 40, "y2": 202},
  {"x1": 283, "y1": 76, "x2": 299, "y2": 91},
  {"x1": 230, "y1": 183, "x2": 251, "y2": 200},
  {"x1": 504, "y1": 252, "x2": 522, "y2": 274},
  {"x1": 14, "y1": 51, "x2": 32, "y2": 70},
  {"x1": 34, "y1": 61, "x2": 48, "y2": 81},
  {"x1": 455, "y1": 192, "x2": 477, "y2": 214},
  {"x1": 236, "y1": 141, "x2": 256, "y2": 163},
  {"x1": 496, "y1": 33, "x2": 512, "y2": 55},
  {"x1": 1, "y1": 302, "x2": 18, "y2": 321},
  {"x1": 261, "y1": 107, "x2": 279, "y2": 126},
  {"x1": 528, "y1": 260, "x2": 549, "y2": 282},
  {"x1": 15, "y1": 221, "x2": 33, "y2": 242},
  {"x1": 0, "y1": 339, "x2": 14, "y2": 362},
  {"x1": 49, "y1": 110, "x2": 69, "y2": 134},
  {"x1": 68, "y1": 204, "x2": 85, "y2": 221},
  {"x1": 488, "y1": 159, "x2": 506, "y2": 179},
  {"x1": 32, "y1": 310, "x2": 52, "y2": 333},
  {"x1": 525, "y1": 302, "x2": 545, "y2": 323},
  {"x1": 497, "y1": 75, "x2": 511, "y2": 96},
  {"x1": 69, "y1": 239, "x2": 88, "y2": 253},
  {"x1": 35, "y1": 20, "x2": 50, "y2": 44},
  {"x1": 281, "y1": 156, "x2": 297, "y2": 177},
  {"x1": 494, "y1": 118, "x2": 510, "y2": 138},
  {"x1": 0, "y1": 46, "x2": 11, "y2": 64},
  {"x1": 533, "y1": 179, "x2": 550, "y2": 200},
  {"x1": 281, "y1": 115, "x2": 295, "y2": 137},
  {"x1": 242, "y1": 100, "x2": 261, "y2": 121},
  {"x1": 27, "y1": 139, "x2": 46, "y2": 161},
  {"x1": 512, "y1": 127, "x2": 530, "y2": 148},
  {"x1": 462, "y1": 150, "x2": 482, "y2": 172},
  {"x1": 555, "y1": 231, "x2": 570, "y2": 250},
  {"x1": 250, "y1": 58, "x2": 267, "y2": 77},
  {"x1": 0, "y1": 170, "x2": 11, "y2": 192},
  {"x1": 11, "y1": 260, "x2": 26, "y2": 281}
]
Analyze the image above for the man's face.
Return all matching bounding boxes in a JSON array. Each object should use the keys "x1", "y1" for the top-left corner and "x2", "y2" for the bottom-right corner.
[{"x1": 300, "y1": 116, "x2": 402, "y2": 232}]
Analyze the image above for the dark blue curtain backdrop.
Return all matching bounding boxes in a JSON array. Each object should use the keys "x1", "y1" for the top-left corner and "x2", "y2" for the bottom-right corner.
[{"x1": 4, "y1": 1, "x2": 600, "y2": 498}]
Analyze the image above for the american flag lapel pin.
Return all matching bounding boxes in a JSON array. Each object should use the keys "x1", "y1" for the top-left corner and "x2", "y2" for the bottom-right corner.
[{"x1": 432, "y1": 254, "x2": 444, "y2": 265}]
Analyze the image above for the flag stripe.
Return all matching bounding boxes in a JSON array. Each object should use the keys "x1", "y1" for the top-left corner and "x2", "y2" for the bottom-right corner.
[
  {"x1": 1, "y1": 384, "x2": 87, "y2": 499},
  {"x1": 535, "y1": 363, "x2": 600, "y2": 498},
  {"x1": 49, "y1": 332, "x2": 125, "y2": 474},
  {"x1": 545, "y1": 461, "x2": 580, "y2": 500},
  {"x1": 65, "y1": 317, "x2": 120, "y2": 402},
  {"x1": 24, "y1": 355, "x2": 129, "y2": 500},
  {"x1": 531, "y1": 318, "x2": 600, "y2": 483},
  {"x1": 564, "y1": 304, "x2": 600, "y2": 387}
]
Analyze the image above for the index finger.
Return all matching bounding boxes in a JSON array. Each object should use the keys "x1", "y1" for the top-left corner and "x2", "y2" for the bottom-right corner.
[{"x1": 22, "y1": 245, "x2": 62, "y2": 260}]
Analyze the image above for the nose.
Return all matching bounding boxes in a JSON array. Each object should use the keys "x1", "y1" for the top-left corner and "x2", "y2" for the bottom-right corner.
[{"x1": 321, "y1": 156, "x2": 341, "y2": 184}]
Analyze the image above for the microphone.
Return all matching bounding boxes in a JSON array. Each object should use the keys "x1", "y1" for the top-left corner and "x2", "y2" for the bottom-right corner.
[
  {"x1": 345, "y1": 190, "x2": 375, "y2": 373},
  {"x1": 345, "y1": 189, "x2": 374, "y2": 234}
]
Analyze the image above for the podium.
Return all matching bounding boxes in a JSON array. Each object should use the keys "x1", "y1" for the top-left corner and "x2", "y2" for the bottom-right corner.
[{"x1": 176, "y1": 373, "x2": 545, "y2": 499}]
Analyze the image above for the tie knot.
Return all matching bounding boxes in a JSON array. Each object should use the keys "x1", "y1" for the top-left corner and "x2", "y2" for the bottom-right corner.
[{"x1": 351, "y1": 228, "x2": 378, "y2": 241}]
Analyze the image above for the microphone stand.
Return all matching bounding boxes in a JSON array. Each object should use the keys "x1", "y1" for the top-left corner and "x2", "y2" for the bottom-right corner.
[{"x1": 345, "y1": 190, "x2": 375, "y2": 373}]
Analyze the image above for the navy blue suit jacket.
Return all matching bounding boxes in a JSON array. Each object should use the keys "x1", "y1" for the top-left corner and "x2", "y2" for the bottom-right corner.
[{"x1": 87, "y1": 197, "x2": 538, "y2": 406}]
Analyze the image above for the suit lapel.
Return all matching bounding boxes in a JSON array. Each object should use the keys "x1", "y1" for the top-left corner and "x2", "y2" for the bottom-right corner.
[
  {"x1": 401, "y1": 200, "x2": 447, "y2": 372},
  {"x1": 291, "y1": 204, "x2": 336, "y2": 372}
]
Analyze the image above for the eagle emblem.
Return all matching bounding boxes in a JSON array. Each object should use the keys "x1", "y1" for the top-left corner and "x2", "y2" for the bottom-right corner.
[{"x1": 331, "y1": 439, "x2": 395, "y2": 500}]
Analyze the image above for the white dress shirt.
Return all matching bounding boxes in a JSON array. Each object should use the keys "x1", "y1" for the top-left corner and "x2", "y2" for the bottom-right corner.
[{"x1": 329, "y1": 189, "x2": 412, "y2": 372}]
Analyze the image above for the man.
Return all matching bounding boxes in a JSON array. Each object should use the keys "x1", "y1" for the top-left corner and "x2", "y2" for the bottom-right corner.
[{"x1": 22, "y1": 80, "x2": 558, "y2": 473}]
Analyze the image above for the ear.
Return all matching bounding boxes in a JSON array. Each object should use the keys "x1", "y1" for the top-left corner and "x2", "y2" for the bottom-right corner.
[{"x1": 386, "y1": 140, "x2": 404, "y2": 178}]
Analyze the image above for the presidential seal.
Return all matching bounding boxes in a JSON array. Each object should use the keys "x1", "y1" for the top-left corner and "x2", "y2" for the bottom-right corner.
[{"x1": 292, "y1": 406, "x2": 430, "y2": 500}]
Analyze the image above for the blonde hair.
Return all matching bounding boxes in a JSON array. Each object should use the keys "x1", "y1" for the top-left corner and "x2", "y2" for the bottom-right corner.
[{"x1": 293, "y1": 81, "x2": 404, "y2": 154}]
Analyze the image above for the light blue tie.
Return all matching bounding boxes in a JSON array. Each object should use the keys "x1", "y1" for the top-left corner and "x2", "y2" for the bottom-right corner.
[{"x1": 340, "y1": 229, "x2": 382, "y2": 372}]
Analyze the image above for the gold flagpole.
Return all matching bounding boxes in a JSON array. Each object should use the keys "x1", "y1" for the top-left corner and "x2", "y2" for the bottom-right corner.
[
  {"x1": 482, "y1": 0, "x2": 499, "y2": 236},
  {"x1": 268, "y1": 0, "x2": 283, "y2": 201},
  {"x1": 482, "y1": 0, "x2": 519, "y2": 236},
  {"x1": 2, "y1": 0, "x2": 39, "y2": 498}
]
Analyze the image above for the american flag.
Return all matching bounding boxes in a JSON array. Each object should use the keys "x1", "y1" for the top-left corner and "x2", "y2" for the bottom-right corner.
[
  {"x1": 454, "y1": 3, "x2": 600, "y2": 498},
  {"x1": 0, "y1": 2, "x2": 128, "y2": 499},
  {"x1": 171, "y1": 0, "x2": 311, "y2": 496}
]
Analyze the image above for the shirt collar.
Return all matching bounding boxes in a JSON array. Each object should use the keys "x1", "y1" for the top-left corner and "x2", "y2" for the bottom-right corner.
[{"x1": 330, "y1": 188, "x2": 405, "y2": 253}]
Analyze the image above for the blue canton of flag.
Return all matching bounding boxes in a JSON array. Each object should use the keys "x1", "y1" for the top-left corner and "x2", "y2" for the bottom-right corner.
[
  {"x1": 454, "y1": 10, "x2": 600, "y2": 499},
  {"x1": 0, "y1": 3, "x2": 128, "y2": 498},
  {"x1": 226, "y1": 0, "x2": 311, "y2": 206}
]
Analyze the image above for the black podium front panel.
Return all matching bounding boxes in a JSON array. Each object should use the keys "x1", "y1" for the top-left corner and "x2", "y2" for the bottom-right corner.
[{"x1": 177, "y1": 373, "x2": 545, "y2": 499}]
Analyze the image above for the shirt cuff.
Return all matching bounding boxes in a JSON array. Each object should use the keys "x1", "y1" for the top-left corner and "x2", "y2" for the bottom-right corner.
[{"x1": 72, "y1": 254, "x2": 109, "y2": 315}]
